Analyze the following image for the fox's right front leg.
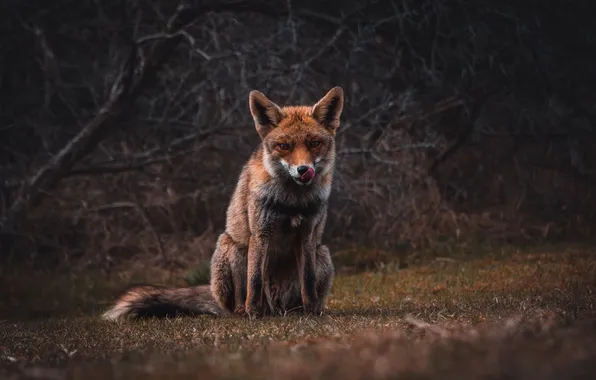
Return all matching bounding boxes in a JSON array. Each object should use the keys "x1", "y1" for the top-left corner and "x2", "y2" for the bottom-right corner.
[{"x1": 245, "y1": 233, "x2": 269, "y2": 318}]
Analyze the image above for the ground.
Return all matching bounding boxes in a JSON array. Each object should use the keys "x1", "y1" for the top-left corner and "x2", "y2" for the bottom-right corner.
[{"x1": 1, "y1": 243, "x2": 596, "y2": 379}]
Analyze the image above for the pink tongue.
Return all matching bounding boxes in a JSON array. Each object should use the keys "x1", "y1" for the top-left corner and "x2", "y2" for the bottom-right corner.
[{"x1": 300, "y1": 167, "x2": 315, "y2": 181}]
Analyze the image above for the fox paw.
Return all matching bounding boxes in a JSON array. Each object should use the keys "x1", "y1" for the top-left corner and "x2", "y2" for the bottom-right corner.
[
  {"x1": 245, "y1": 304, "x2": 262, "y2": 319},
  {"x1": 303, "y1": 302, "x2": 324, "y2": 316},
  {"x1": 234, "y1": 306, "x2": 247, "y2": 317}
]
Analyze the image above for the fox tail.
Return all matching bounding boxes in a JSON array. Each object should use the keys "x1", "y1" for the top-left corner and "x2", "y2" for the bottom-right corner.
[{"x1": 101, "y1": 284, "x2": 226, "y2": 321}]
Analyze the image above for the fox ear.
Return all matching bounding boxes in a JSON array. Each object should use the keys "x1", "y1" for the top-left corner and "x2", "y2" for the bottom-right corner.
[
  {"x1": 249, "y1": 90, "x2": 284, "y2": 138},
  {"x1": 311, "y1": 86, "x2": 344, "y2": 132}
]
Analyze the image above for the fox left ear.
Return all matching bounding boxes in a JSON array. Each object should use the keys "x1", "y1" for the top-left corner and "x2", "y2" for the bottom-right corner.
[{"x1": 311, "y1": 86, "x2": 344, "y2": 132}]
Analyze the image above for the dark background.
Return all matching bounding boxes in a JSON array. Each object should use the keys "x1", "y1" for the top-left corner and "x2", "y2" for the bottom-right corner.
[{"x1": 1, "y1": 0, "x2": 595, "y2": 269}]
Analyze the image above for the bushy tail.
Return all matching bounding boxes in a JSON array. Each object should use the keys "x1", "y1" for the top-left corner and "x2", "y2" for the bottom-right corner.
[{"x1": 101, "y1": 284, "x2": 226, "y2": 321}]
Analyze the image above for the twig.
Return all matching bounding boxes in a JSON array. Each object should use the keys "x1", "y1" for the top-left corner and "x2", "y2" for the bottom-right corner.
[
  {"x1": 337, "y1": 143, "x2": 437, "y2": 156},
  {"x1": 428, "y1": 101, "x2": 483, "y2": 173},
  {"x1": 292, "y1": 26, "x2": 346, "y2": 70},
  {"x1": 68, "y1": 127, "x2": 231, "y2": 176},
  {"x1": 85, "y1": 201, "x2": 166, "y2": 262},
  {"x1": 366, "y1": 96, "x2": 465, "y2": 153}
]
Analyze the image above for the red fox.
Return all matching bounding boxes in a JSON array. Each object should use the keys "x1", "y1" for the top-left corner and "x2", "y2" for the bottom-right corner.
[{"x1": 102, "y1": 86, "x2": 344, "y2": 320}]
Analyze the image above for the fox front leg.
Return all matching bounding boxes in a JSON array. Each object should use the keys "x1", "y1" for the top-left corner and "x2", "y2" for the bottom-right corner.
[
  {"x1": 245, "y1": 233, "x2": 269, "y2": 318},
  {"x1": 297, "y1": 232, "x2": 320, "y2": 315}
]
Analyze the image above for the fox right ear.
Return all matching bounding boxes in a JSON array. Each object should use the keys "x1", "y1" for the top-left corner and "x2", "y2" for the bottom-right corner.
[{"x1": 249, "y1": 90, "x2": 283, "y2": 138}]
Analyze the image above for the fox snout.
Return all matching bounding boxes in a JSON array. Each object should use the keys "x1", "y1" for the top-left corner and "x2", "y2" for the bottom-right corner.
[
  {"x1": 296, "y1": 165, "x2": 315, "y2": 182},
  {"x1": 297, "y1": 165, "x2": 314, "y2": 178},
  {"x1": 282, "y1": 162, "x2": 316, "y2": 185}
]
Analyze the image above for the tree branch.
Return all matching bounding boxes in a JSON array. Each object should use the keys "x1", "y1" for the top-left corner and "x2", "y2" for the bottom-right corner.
[
  {"x1": 68, "y1": 127, "x2": 231, "y2": 176},
  {"x1": 0, "y1": 3, "x2": 223, "y2": 242}
]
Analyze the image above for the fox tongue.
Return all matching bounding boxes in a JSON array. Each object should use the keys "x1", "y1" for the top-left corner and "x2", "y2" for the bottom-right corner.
[{"x1": 300, "y1": 167, "x2": 315, "y2": 181}]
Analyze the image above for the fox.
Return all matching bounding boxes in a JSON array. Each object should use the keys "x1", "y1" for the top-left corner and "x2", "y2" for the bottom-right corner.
[{"x1": 101, "y1": 86, "x2": 344, "y2": 321}]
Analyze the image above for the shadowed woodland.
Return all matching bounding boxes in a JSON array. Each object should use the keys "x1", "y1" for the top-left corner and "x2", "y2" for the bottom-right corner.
[
  {"x1": 2, "y1": 0, "x2": 595, "y2": 268},
  {"x1": 2, "y1": 2, "x2": 596, "y2": 379}
]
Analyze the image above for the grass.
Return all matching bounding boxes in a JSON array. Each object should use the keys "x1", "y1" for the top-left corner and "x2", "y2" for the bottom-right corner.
[{"x1": 1, "y1": 244, "x2": 596, "y2": 379}]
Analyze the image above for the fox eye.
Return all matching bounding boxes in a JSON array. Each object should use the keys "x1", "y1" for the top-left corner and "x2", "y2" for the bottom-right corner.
[
  {"x1": 309, "y1": 141, "x2": 321, "y2": 148},
  {"x1": 278, "y1": 143, "x2": 290, "y2": 150}
]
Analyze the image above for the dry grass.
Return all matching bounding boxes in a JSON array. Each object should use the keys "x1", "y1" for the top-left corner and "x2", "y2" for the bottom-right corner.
[{"x1": 1, "y1": 244, "x2": 595, "y2": 379}]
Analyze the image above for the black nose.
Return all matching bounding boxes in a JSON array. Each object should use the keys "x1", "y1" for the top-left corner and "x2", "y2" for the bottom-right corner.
[{"x1": 297, "y1": 166, "x2": 309, "y2": 175}]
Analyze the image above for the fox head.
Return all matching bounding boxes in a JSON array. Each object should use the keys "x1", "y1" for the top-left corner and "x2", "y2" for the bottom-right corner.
[{"x1": 249, "y1": 87, "x2": 344, "y2": 186}]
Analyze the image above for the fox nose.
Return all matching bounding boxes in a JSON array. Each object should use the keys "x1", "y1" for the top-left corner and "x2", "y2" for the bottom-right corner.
[{"x1": 297, "y1": 166, "x2": 310, "y2": 175}]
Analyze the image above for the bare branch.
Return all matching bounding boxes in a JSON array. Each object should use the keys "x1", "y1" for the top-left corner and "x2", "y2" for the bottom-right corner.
[
  {"x1": 366, "y1": 96, "x2": 466, "y2": 153},
  {"x1": 0, "y1": 3, "x2": 217, "y2": 237},
  {"x1": 83, "y1": 201, "x2": 167, "y2": 262},
  {"x1": 69, "y1": 127, "x2": 232, "y2": 176},
  {"x1": 291, "y1": 26, "x2": 346, "y2": 70},
  {"x1": 337, "y1": 143, "x2": 437, "y2": 157}
]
